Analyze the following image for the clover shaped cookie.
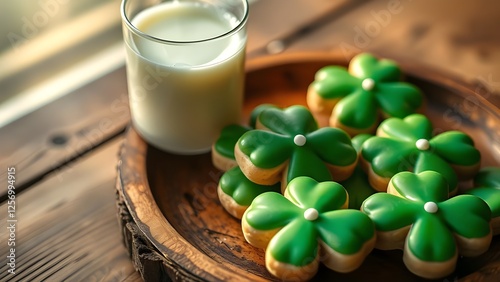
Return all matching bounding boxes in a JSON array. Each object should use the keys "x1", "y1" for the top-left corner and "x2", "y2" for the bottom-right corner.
[
  {"x1": 307, "y1": 53, "x2": 422, "y2": 136},
  {"x1": 360, "y1": 114, "x2": 481, "y2": 193},
  {"x1": 467, "y1": 167, "x2": 500, "y2": 235},
  {"x1": 235, "y1": 105, "x2": 358, "y2": 192},
  {"x1": 242, "y1": 177, "x2": 375, "y2": 281},
  {"x1": 361, "y1": 171, "x2": 492, "y2": 279}
]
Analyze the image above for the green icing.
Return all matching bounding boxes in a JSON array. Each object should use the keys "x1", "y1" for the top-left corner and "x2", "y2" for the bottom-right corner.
[
  {"x1": 334, "y1": 89, "x2": 378, "y2": 129},
  {"x1": 349, "y1": 53, "x2": 401, "y2": 82},
  {"x1": 309, "y1": 53, "x2": 422, "y2": 130},
  {"x1": 361, "y1": 114, "x2": 480, "y2": 191},
  {"x1": 268, "y1": 220, "x2": 319, "y2": 266},
  {"x1": 311, "y1": 66, "x2": 359, "y2": 100},
  {"x1": 257, "y1": 105, "x2": 318, "y2": 135},
  {"x1": 391, "y1": 171, "x2": 449, "y2": 203},
  {"x1": 285, "y1": 177, "x2": 347, "y2": 213},
  {"x1": 238, "y1": 106, "x2": 357, "y2": 183},
  {"x1": 219, "y1": 166, "x2": 280, "y2": 206},
  {"x1": 440, "y1": 195, "x2": 491, "y2": 238},
  {"x1": 245, "y1": 192, "x2": 301, "y2": 230},
  {"x1": 316, "y1": 209, "x2": 375, "y2": 255},
  {"x1": 307, "y1": 127, "x2": 358, "y2": 166},
  {"x1": 407, "y1": 215, "x2": 456, "y2": 262},
  {"x1": 362, "y1": 171, "x2": 492, "y2": 261},
  {"x1": 286, "y1": 148, "x2": 333, "y2": 185},
  {"x1": 243, "y1": 177, "x2": 375, "y2": 266},
  {"x1": 375, "y1": 83, "x2": 423, "y2": 118},
  {"x1": 467, "y1": 187, "x2": 500, "y2": 217},
  {"x1": 351, "y1": 134, "x2": 373, "y2": 153},
  {"x1": 362, "y1": 137, "x2": 415, "y2": 178},
  {"x1": 430, "y1": 131, "x2": 480, "y2": 166},
  {"x1": 378, "y1": 114, "x2": 432, "y2": 142},
  {"x1": 414, "y1": 152, "x2": 458, "y2": 192},
  {"x1": 362, "y1": 192, "x2": 420, "y2": 231},
  {"x1": 214, "y1": 124, "x2": 250, "y2": 159},
  {"x1": 467, "y1": 167, "x2": 500, "y2": 217},
  {"x1": 340, "y1": 167, "x2": 376, "y2": 210},
  {"x1": 239, "y1": 130, "x2": 293, "y2": 169}
]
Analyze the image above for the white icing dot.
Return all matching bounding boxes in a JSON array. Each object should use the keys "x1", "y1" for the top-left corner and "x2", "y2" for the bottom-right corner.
[
  {"x1": 294, "y1": 134, "x2": 307, "y2": 146},
  {"x1": 266, "y1": 40, "x2": 285, "y2": 54},
  {"x1": 304, "y1": 208, "x2": 319, "y2": 221},
  {"x1": 362, "y1": 78, "x2": 375, "y2": 91},
  {"x1": 416, "y1": 139, "x2": 430, "y2": 151},
  {"x1": 424, "y1": 202, "x2": 439, "y2": 213}
]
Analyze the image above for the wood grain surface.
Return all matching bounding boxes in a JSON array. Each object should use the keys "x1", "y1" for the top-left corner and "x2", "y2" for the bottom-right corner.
[
  {"x1": 117, "y1": 53, "x2": 500, "y2": 281},
  {"x1": 0, "y1": 139, "x2": 140, "y2": 282},
  {"x1": 2, "y1": 1, "x2": 500, "y2": 281}
]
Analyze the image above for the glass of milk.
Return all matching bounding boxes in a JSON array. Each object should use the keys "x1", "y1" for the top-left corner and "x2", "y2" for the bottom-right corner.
[{"x1": 121, "y1": 0, "x2": 248, "y2": 154}]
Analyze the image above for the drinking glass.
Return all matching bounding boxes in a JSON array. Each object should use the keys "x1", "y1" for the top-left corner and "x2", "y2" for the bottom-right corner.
[{"x1": 121, "y1": 0, "x2": 248, "y2": 154}]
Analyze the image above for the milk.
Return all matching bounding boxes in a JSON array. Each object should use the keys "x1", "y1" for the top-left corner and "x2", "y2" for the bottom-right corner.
[{"x1": 123, "y1": 1, "x2": 247, "y2": 154}]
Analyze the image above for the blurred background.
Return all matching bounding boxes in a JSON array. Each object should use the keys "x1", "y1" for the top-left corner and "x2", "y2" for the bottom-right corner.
[
  {"x1": 0, "y1": 0, "x2": 123, "y2": 126},
  {"x1": 0, "y1": 1, "x2": 499, "y2": 280},
  {"x1": 0, "y1": 0, "x2": 499, "y2": 127}
]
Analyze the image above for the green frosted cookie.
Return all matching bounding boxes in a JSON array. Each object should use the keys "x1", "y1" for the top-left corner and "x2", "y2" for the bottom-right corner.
[
  {"x1": 362, "y1": 171, "x2": 492, "y2": 279},
  {"x1": 242, "y1": 177, "x2": 375, "y2": 280},
  {"x1": 236, "y1": 105, "x2": 358, "y2": 192},
  {"x1": 359, "y1": 114, "x2": 481, "y2": 193},
  {"x1": 307, "y1": 53, "x2": 422, "y2": 136}
]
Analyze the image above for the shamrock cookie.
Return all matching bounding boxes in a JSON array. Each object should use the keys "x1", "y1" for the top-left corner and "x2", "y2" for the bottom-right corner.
[
  {"x1": 235, "y1": 105, "x2": 358, "y2": 191},
  {"x1": 307, "y1": 53, "x2": 423, "y2": 136},
  {"x1": 466, "y1": 167, "x2": 500, "y2": 235},
  {"x1": 218, "y1": 166, "x2": 280, "y2": 219},
  {"x1": 361, "y1": 171, "x2": 492, "y2": 279},
  {"x1": 242, "y1": 177, "x2": 376, "y2": 281},
  {"x1": 212, "y1": 104, "x2": 277, "y2": 171},
  {"x1": 359, "y1": 114, "x2": 481, "y2": 193}
]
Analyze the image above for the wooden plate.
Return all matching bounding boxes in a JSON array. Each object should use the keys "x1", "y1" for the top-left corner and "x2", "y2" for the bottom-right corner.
[{"x1": 116, "y1": 52, "x2": 500, "y2": 281}]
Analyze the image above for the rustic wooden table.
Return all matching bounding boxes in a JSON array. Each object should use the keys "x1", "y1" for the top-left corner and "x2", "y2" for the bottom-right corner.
[{"x1": 1, "y1": 0, "x2": 499, "y2": 281}]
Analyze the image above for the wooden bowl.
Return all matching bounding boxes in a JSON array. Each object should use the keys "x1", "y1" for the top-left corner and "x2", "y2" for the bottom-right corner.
[{"x1": 116, "y1": 52, "x2": 500, "y2": 281}]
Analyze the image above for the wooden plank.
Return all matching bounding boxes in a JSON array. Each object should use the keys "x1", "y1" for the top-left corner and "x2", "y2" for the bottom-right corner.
[
  {"x1": 0, "y1": 138, "x2": 141, "y2": 282},
  {"x1": 0, "y1": 67, "x2": 130, "y2": 200},
  {"x1": 283, "y1": 0, "x2": 500, "y2": 97},
  {"x1": 246, "y1": 0, "x2": 357, "y2": 57}
]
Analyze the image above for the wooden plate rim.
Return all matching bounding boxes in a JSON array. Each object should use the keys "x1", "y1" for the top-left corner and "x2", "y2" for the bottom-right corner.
[{"x1": 117, "y1": 51, "x2": 499, "y2": 281}]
